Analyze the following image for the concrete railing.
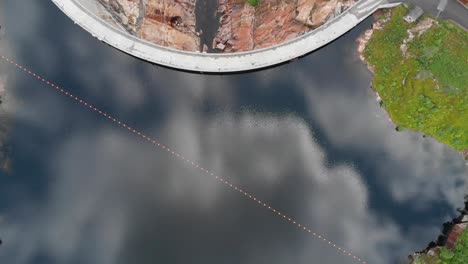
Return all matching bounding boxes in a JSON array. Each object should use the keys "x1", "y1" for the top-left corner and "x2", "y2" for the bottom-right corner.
[{"x1": 52, "y1": 0, "x2": 396, "y2": 72}]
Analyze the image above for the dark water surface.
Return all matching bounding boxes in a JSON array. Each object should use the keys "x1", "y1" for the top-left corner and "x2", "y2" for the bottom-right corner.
[{"x1": 0, "y1": 1, "x2": 467, "y2": 264}]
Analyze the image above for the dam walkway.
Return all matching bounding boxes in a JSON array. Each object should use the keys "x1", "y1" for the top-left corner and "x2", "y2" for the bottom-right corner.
[{"x1": 52, "y1": 0, "x2": 401, "y2": 73}]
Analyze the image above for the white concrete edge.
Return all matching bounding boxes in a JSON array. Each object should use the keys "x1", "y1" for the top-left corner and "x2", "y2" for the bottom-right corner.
[{"x1": 51, "y1": 0, "x2": 395, "y2": 72}]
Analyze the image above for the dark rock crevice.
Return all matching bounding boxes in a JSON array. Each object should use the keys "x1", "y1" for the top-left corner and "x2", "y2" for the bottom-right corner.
[{"x1": 195, "y1": 0, "x2": 220, "y2": 52}]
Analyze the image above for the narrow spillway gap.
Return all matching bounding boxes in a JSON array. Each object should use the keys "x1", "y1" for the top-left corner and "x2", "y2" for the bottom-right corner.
[{"x1": 195, "y1": 0, "x2": 220, "y2": 52}]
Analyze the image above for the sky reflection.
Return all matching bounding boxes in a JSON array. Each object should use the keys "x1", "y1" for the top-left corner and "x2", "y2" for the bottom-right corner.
[{"x1": 0, "y1": 1, "x2": 466, "y2": 264}]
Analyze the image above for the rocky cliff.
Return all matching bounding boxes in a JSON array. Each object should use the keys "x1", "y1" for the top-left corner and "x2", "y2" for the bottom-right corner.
[
  {"x1": 97, "y1": 0, "x2": 200, "y2": 51},
  {"x1": 213, "y1": 0, "x2": 356, "y2": 52},
  {"x1": 96, "y1": 0, "x2": 356, "y2": 53}
]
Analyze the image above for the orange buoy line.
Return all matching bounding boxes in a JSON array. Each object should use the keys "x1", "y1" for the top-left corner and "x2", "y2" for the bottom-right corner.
[{"x1": 0, "y1": 55, "x2": 367, "y2": 264}]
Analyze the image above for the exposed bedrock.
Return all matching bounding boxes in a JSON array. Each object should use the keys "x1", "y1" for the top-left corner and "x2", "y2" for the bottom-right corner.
[
  {"x1": 213, "y1": 0, "x2": 356, "y2": 52},
  {"x1": 98, "y1": 0, "x2": 200, "y2": 51},
  {"x1": 95, "y1": 0, "x2": 356, "y2": 53}
]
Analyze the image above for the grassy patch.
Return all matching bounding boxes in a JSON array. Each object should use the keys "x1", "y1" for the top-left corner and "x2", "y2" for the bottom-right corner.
[
  {"x1": 438, "y1": 229, "x2": 468, "y2": 263},
  {"x1": 247, "y1": 0, "x2": 259, "y2": 6},
  {"x1": 410, "y1": 230, "x2": 468, "y2": 264},
  {"x1": 412, "y1": 254, "x2": 439, "y2": 264},
  {"x1": 363, "y1": 5, "x2": 468, "y2": 151}
]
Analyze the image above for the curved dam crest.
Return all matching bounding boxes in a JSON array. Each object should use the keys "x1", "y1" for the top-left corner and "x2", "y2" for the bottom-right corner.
[{"x1": 51, "y1": 0, "x2": 401, "y2": 72}]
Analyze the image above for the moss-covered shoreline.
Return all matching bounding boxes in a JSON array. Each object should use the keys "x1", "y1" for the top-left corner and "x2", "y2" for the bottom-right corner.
[
  {"x1": 359, "y1": 5, "x2": 468, "y2": 157},
  {"x1": 357, "y1": 5, "x2": 468, "y2": 263}
]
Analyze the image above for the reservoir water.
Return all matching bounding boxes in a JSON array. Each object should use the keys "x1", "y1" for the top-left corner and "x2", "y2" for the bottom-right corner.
[{"x1": 0, "y1": 1, "x2": 467, "y2": 264}]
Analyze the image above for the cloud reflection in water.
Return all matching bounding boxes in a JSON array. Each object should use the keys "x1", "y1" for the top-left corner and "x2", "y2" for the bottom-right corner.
[{"x1": 0, "y1": 1, "x2": 466, "y2": 264}]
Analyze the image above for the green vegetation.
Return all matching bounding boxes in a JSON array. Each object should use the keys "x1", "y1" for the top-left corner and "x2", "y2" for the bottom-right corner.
[
  {"x1": 364, "y1": 5, "x2": 468, "y2": 151},
  {"x1": 413, "y1": 254, "x2": 439, "y2": 264},
  {"x1": 411, "y1": 230, "x2": 468, "y2": 264},
  {"x1": 438, "y1": 229, "x2": 468, "y2": 263},
  {"x1": 247, "y1": 0, "x2": 259, "y2": 6},
  {"x1": 412, "y1": 230, "x2": 468, "y2": 264}
]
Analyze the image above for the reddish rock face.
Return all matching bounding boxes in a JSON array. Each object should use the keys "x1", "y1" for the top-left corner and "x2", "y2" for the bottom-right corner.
[
  {"x1": 98, "y1": 0, "x2": 200, "y2": 51},
  {"x1": 96, "y1": 0, "x2": 356, "y2": 53},
  {"x1": 214, "y1": 0, "x2": 305, "y2": 52},
  {"x1": 212, "y1": 0, "x2": 255, "y2": 52},
  {"x1": 213, "y1": 0, "x2": 357, "y2": 52},
  {"x1": 253, "y1": 0, "x2": 309, "y2": 49},
  {"x1": 140, "y1": 0, "x2": 200, "y2": 51},
  {"x1": 446, "y1": 223, "x2": 467, "y2": 250}
]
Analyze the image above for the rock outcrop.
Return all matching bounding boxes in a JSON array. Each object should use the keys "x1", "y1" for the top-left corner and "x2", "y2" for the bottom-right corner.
[
  {"x1": 213, "y1": 0, "x2": 356, "y2": 52},
  {"x1": 213, "y1": 0, "x2": 256, "y2": 52},
  {"x1": 400, "y1": 18, "x2": 437, "y2": 56},
  {"x1": 96, "y1": 0, "x2": 357, "y2": 53},
  {"x1": 97, "y1": 0, "x2": 200, "y2": 51},
  {"x1": 253, "y1": 0, "x2": 310, "y2": 49},
  {"x1": 297, "y1": 0, "x2": 355, "y2": 28},
  {"x1": 97, "y1": 0, "x2": 142, "y2": 34}
]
